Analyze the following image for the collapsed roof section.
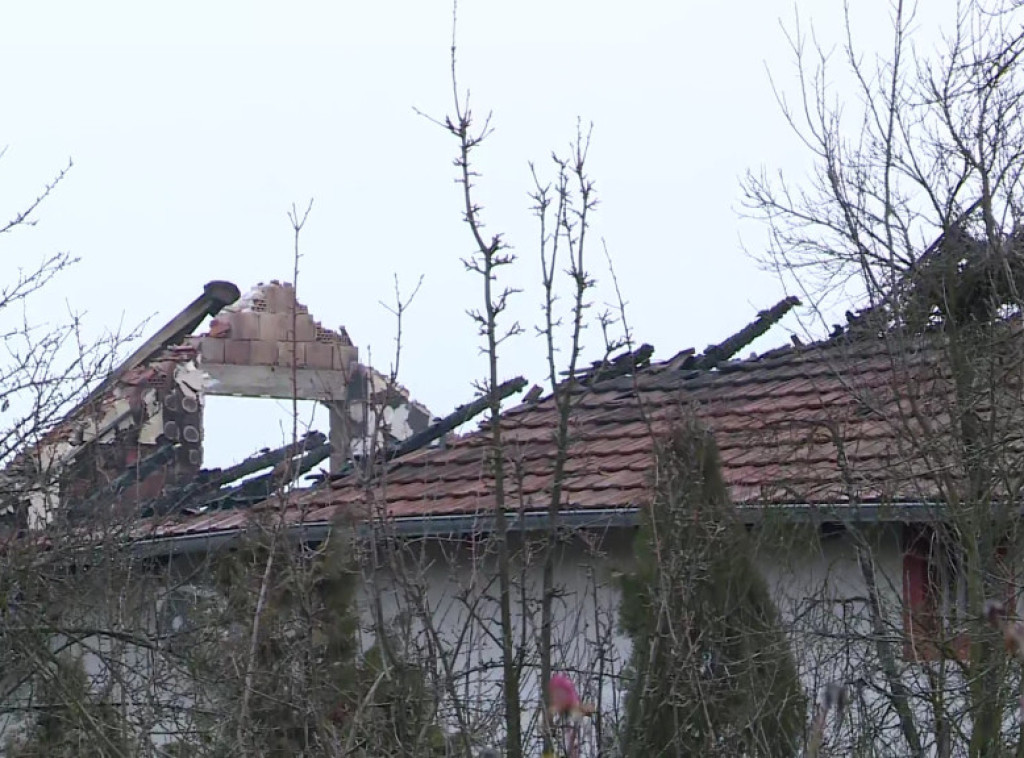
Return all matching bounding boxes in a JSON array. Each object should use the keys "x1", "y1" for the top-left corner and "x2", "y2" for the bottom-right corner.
[
  {"x1": 0, "y1": 280, "x2": 433, "y2": 531},
  {"x1": 193, "y1": 280, "x2": 433, "y2": 471},
  {"x1": 0, "y1": 282, "x2": 239, "y2": 530}
]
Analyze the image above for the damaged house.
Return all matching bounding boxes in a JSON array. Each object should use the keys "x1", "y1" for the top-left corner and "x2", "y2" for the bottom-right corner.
[
  {"x1": 3, "y1": 229, "x2": 1024, "y2": 753},
  {"x1": 0, "y1": 279, "x2": 433, "y2": 533}
]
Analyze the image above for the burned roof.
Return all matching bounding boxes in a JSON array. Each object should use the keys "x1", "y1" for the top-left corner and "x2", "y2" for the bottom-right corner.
[
  {"x1": 142, "y1": 327, "x2": 964, "y2": 545},
  {"x1": 294, "y1": 337, "x2": 940, "y2": 518},
  {"x1": 12, "y1": 282, "x2": 994, "y2": 549}
]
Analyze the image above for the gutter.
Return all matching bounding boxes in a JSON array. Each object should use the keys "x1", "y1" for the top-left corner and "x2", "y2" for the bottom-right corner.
[
  {"x1": 736, "y1": 501, "x2": 950, "y2": 524},
  {"x1": 130, "y1": 500, "x2": 947, "y2": 558},
  {"x1": 131, "y1": 507, "x2": 641, "y2": 557}
]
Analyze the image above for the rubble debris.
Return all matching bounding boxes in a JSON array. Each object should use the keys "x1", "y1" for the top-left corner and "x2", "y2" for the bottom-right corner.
[{"x1": 569, "y1": 344, "x2": 654, "y2": 385}]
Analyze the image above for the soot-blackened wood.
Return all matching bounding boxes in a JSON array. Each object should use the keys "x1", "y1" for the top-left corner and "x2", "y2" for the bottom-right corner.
[
  {"x1": 828, "y1": 199, "x2": 982, "y2": 340},
  {"x1": 388, "y1": 376, "x2": 527, "y2": 460},
  {"x1": 569, "y1": 344, "x2": 655, "y2": 385},
  {"x1": 687, "y1": 297, "x2": 800, "y2": 370},
  {"x1": 213, "y1": 431, "x2": 326, "y2": 482},
  {"x1": 193, "y1": 442, "x2": 332, "y2": 511},
  {"x1": 70, "y1": 281, "x2": 240, "y2": 421},
  {"x1": 149, "y1": 431, "x2": 329, "y2": 515},
  {"x1": 324, "y1": 377, "x2": 529, "y2": 483}
]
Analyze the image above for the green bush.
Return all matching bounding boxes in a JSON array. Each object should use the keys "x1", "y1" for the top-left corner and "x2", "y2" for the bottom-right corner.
[{"x1": 619, "y1": 416, "x2": 806, "y2": 757}]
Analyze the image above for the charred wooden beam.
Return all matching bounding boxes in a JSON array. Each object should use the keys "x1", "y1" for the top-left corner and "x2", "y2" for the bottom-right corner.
[
  {"x1": 905, "y1": 198, "x2": 983, "y2": 276},
  {"x1": 687, "y1": 297, "x2": 800, "y2": 370},
  {"x1": 664, "y1": 348, "x2": 696, "y2": 371},
  {"x1": 829, "y1": 199, "x2": 983, "y2": 339},
  {"x1": 568, "y1": 344, "x2": 655, "y2": 385},
  {"x1": 589, "y1": 344, "x2": 654, "y2": 384},
  {"x1": 196, "y1": 432, "x2": 326, "y2": 489},
  {"x1": 388, "y1": 376, "x2": 527, "y2": 460},
  {"x1": 147, "y1": 431, "x2": 328, "y2": 515},
  {"x1": 523, "y1": 385, "x2": 544, "y2": 404},
  {"x1": 193, "y1": 442, "x2": 332, "y2": 511},
  {"x1": 323, "y1": 376, "x2": 528, "y2": 482}
]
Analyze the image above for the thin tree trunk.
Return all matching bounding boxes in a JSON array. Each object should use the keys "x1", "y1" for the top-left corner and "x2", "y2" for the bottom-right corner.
[{"x1": 856, "y1": 544, "x2": 924, "y2": 756}]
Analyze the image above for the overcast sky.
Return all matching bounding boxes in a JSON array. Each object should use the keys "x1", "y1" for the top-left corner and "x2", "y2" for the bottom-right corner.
[{"x1": 0, "y1": 0, "x2": 952, "y2": 467}]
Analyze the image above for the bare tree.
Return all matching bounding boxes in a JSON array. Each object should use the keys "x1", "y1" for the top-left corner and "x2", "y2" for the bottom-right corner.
[
  {"x1": 419, "y1": 10, "x2": 527, "y2": 752},
  {"x1": 746, "y1": 1, "x2": 1024, "y2": 755},
  {"x1": 0, "y1": 157, "x2": 164, "y2": 755}
]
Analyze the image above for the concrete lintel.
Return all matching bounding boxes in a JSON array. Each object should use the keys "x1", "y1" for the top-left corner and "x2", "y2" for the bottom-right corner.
[{"x1": 202, "y1": 363, "x2": 348, "y2": 401}]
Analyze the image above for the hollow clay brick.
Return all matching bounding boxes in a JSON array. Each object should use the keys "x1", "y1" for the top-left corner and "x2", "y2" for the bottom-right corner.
[
  {"x1": 278, "y1": 342, "x2": 307, "y2": 367},
  {"x1": 250, "y1": 340, "x2": 279, "y2": 366},
  {"x1": 262, "y1": 284, "x2": 285, "y2": 313},
  {"x1": 231, "y1": 311, "x2": 261, "y2": 340},
  {"x1": 333, "y1": 345, "x2": 358, "y2": 371},
  {"x1": 305, "y1": 342, "x2": 334, "y2": 370},
  {"x1": 294, "y1": 313, "x2": 317, "y2": 342},
  {"x1": 224, "y1": 339, "x2": 252, "y2": 364},
  {"x1": 199, "y1": 338, "x2": 225, "y2": 364},
  {"x1": 258, "y1": 312, "x2": 288, "y2": 342},
  {"x1": 277, "y1": 283, "x2": 297, "y2": 311}
]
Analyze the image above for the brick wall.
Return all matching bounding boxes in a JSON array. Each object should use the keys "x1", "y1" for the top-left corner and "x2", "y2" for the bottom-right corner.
[{"x1": 198, "y1": 281, "x2": 358, "y2": 371}]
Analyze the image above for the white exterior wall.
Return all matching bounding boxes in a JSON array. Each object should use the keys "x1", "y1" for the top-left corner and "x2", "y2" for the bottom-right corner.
[
  {"x1": 359, "y1": 523, "x2": 909, "y2": 755},
  {"x1": 0, "y1": 523, "x2": 979, "y2": 757},
  {"x1": 360, "y1": 531, "x2": 636, "y2": 752}
]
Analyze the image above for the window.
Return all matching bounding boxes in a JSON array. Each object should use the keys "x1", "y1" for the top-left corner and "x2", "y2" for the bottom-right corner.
[
  {"x1": 902, "y1": 523, "x2": 1017, "y2": 661},
  {"x1": 156, "y1": 584, "x2": 223, "y2": 652}
]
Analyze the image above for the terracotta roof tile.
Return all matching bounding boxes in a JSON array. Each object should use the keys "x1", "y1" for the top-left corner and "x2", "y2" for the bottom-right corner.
[{"x1": 287, "y1": 337, "x2": 952, "y2": 518}]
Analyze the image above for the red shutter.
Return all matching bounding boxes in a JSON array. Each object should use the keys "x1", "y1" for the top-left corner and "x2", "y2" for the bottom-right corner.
[{"x1": 903, "y1": 523, "x2": 933, "y2": 659}]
